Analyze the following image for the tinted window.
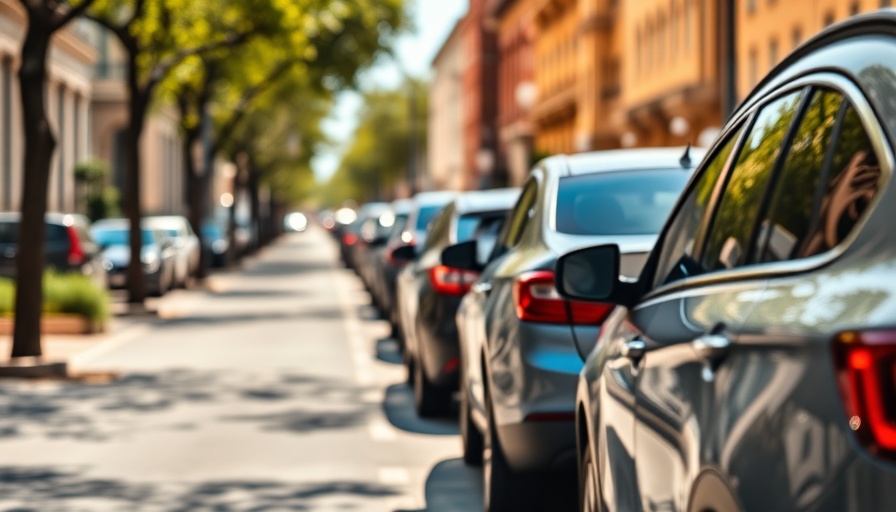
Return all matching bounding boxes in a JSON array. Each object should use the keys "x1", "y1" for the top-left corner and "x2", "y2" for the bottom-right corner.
[
  {"x1": 801, "y1": 104, "x2": 881, "y2": 256},
  {"x1": 415, "y1": 206, "x2": 442, "y2": 231},
  {"x1": 456, "y1": 212, "x2": 508, "y2": 242},
  {"x1": 92, "y1": 229, "x2": 155, "y2": 246},
  {"x1": 0, "y1": 222, "x2": 70, "y2": 244},
  {"x1": 555, "y1": 169, "x2": 690, "y2": 236},
  {"x1": 422, "y1": 206, "x2": 452, "y2": 252},
  {"x1": 654, "y1": 129, "x2": 742, "y2": 287},
  {"x1": 755, "y1": 89, "x2": 844, "y2": 262},
  {"x1": 702, "y1": 91, "x2": 803, "y2": 272}
]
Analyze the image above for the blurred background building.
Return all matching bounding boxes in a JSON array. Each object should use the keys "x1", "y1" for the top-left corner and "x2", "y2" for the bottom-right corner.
[{"x1": 428, "y1": 20, "x2": 466, "y2": 191}]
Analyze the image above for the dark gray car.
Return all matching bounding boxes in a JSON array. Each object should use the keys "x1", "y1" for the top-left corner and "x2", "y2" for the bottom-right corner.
[
  {"x1": 559, "y1": 11, "x2": 896, "y2": 512},
  {"x1": 448, "y1": 147, "x2": 703, "y2": 511}
]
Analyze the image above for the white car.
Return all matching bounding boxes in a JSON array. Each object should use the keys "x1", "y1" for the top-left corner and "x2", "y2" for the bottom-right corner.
[{"x1": 144, "y1": 215, "x2": 200, "y2": 287}]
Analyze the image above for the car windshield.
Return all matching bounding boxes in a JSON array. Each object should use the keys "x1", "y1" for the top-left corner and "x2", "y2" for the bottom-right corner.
[
  {"x1": 456, "y1": 212, "x2": 508, "y2": 242},
  {"x1": 93, "y1": 229, "x2": 155, "y2": 247},
  {"x1": 555, "y1": 169, "x2": 690, "y2": 236},
  {"x1": 415, "y1": 206, "x2": 443, "y2": 231},
  {"x1": 164, "y1": 229, "x2": 182, "y2": 238}
]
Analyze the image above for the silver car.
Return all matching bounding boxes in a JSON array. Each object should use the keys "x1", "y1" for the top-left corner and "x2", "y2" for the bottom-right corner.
[
  {"x1": 448, "y1": 147, "x2": 704, "y2": 511},
  {"x1": 145, "y1": 215, "x2": 200, "y2": 287}
]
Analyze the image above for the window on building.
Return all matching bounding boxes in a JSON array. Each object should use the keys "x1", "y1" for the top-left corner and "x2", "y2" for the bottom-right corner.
[
  {"x1": 851, "y1": 2, "x2": 861, "y2": 15},
  {"x1": 2, "y1": 57, "x2": 11, "y2": 210},
  {"x1": 747, "y1": 0, "x2": 757, "y2": 14},
  {"x1": 749, "y1": 48, "x2": 758, "y2": 86},
  {"x1": 769, "y1": 39, "x2": 779, "y2": 69},
  {"x1": 670, "y1": 2, "x2": 677, "y2": 57},
  {"x1": 824, "y1": 11, "x2": 835, "y2": 26},
  {"x1": 882, "y1": 0, "x2": 892, "y2": 8},
  {"x1": 684, "y1": 0, "x2": 691, "y2": 50},
  {"x1": 792, "y1": 27, "x2": 802, "y2": 49}
]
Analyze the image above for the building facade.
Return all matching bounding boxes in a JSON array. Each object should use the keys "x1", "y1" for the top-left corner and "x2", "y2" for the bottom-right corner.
[
  {"x1": 462, "y1": 0, "x2": 500, "y2": 190},
  {"x1": 90, "y1": 27, "x2": 185, "y2": 216},
  {"x1": 0, "y1": 0, "x2": 97, "y2": 213},
  {"x1": 489, "y1": 0, "x2": 536, "y2": 186},
  {"x1": 737, "y1": 0, "x2": 891, "y2": 99},
  {"x1": 428, "y1": 19, "x2": 466, "y2": 191}
]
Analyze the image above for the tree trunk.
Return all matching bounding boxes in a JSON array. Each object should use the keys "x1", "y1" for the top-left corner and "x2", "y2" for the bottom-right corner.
[
  {"x1": 247, "y1": 167, "x2": 261, "y2": 253},
  {"x1": 11, "y1": 17, "x2": 55, "y2": 358},
  {"x1": 124, "y1": 62, "x2": 149, "y2": 304},
  {"x1": 181, "y1": 121, "x2": 206, "y2": 278}
]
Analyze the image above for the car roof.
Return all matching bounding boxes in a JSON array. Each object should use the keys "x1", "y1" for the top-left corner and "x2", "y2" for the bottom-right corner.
[
  {"x1": 454, "y1": 187, "x2": 521, "y2": 214},
  {"x1": 0, "y1": 212, "x2": 89, "y2": 225},
  {"x1": 390, "y1": 199, "x2": 414, "y2": 215},
  {"x1": 91, "y1": 218, "x2": 153, "y2": 230},
  {"x1": 412, "y1": 191, "x2": 458, "y2": 206},
  {"x1": 543, "y1": 147, "x2": 706, "y2": 178},
  {"x1": 144, "y1": 215, "x2": 188, "y2": 227}
]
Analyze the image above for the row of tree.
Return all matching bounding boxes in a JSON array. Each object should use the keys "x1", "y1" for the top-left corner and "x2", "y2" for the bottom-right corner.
[{"x1": 11, "y1": 0, "x2": 406, "y2": 358}]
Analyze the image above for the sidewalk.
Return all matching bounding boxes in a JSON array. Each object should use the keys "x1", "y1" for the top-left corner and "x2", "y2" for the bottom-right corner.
[{"x1": 0, "y1": 262, "x2": 251, "y2": 371}]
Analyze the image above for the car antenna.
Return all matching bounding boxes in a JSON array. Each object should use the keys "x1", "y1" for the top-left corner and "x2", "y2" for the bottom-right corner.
[{"x1": 680, "y1": 143, "x2": 693, "y2": 168}]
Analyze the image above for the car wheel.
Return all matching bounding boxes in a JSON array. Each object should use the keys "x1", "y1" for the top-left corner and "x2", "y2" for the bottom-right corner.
[
  {"x1": 460, "y1": 376, "x2": 484, "y2": 466},
  {"x1": 483, "y1": 387, "x2": 530, "y2": 512},
  {"x1": 580, "y1": 439, "x2": 600, "y2": 512},
  {"x1": 413, "y1": 355, "x2": 451, "y2": 418}
]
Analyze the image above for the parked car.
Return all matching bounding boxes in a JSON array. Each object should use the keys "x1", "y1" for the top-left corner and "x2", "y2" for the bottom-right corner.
[
  {"x1": 91, "y1": 219, "x2": 177, "y2": 296},
  {"x1": 201, "y1": 221, "x2": 229, "y2": 268},
  {"x1": 556, "y1": 12, "x2": 896, "y2": 512},
  {"x1": 393, "y1": 188, "x2": 519, "y2": 417},
  {"x1": 403, "y1": 191, "x2": 458, "y2": 251},
  {"x1": 368, "y1": 199, "x2": 414, "y2": 334},
  {"x1": 145, "y1": 215, "x2": 200, "y2": 287},
  {"x1": 339, "y1": 202, "x2": 389, "y2": 270},
  {"x1": 0, "y1": 212, "x2": 107, "y2": 289},
  {"x1": 354, "y1": 206, "x2": 398, "y2": 294},
  {"x1": 446, "y1": 147, "x2": 704, "y2": 511}
]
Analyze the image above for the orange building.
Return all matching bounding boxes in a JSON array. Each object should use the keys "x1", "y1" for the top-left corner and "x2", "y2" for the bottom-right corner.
[{"x1": 737, "y1": 0, "x2": 891, "y2": 99}]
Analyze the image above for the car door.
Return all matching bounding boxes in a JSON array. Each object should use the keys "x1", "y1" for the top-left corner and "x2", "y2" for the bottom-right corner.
[
  {"x1": 628, "y1": 89, "x2": 808, "y2": 512},
  {"x1": 705, "y1": 81, "x2": 889, "y2": 511}
]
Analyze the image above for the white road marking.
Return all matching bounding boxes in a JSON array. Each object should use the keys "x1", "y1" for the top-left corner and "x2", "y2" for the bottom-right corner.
[{"x1": 68, "y1": 324, "x2": 151, "y2": 370}]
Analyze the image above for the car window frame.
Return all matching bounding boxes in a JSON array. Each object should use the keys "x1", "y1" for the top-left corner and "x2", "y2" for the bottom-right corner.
[
  {"x1": 638, "y1": 72, "x2": 894, "y2": 303},
  {"x1": 489, "y1": 175, "x2": 540, "y2": 262}
]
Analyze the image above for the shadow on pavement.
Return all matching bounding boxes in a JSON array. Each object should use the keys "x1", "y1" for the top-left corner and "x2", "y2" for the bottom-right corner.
[
  {"x1": 243, "y1": 260, "x2": 333, "y2": 277},
  {"x1": 382, "y1": 383, "x2": 458, "y2": 436},
  {"x1": 375, "y1": 338, "x2": 403, "y2": 365},
  {"x1": 151, "y1": 308, "x2": 345, "y2": 329},
  {"x1": 394, "y1": 458, "x2": 483, "y2": 512},
  {"x1": 0, "y1": 466, "x2": 401, "y2": 510},
  {"x1": 212, "y1": 288, "x2": 307, "y2": 299},
  {"x1": 0, "y1": 370, "x2": 366, "y2": 442}
]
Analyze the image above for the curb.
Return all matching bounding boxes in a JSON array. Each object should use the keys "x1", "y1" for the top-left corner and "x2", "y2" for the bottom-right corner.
[{"x1": 0, "y1": 357, "x2": 67, "y2": 378}]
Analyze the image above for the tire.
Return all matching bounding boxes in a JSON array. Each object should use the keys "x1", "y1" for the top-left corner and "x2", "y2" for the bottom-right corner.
[
  {"x1": 580, "y1": 440, "x2": 600, "y2": 512},
  {"x1": 413, "y1": 355, "x2": 452, "y2": 418},
  {"x1": 460, "y1": 368, "x2": 484, "y2": 466},
  {"x1": 483, "y1": 390, "x2": 528, "y2": 512}
]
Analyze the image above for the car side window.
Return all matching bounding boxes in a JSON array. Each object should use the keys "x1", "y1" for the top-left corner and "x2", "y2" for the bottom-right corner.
[
  {"x1": 759, "y1": 97, "x2": 881, "y2": 260},
  {"x1": 701, "y1": 90, "x2": 804, "y2": 272},
  {"x1": 422, "y1": 206, "x2": 452, "y2": 252},
  {"x1": 491, "y1": 179, "x2": 538, "y2": 260},
  {"x1": 653, "y1": 128, "x2": 743, "y2": 288}
]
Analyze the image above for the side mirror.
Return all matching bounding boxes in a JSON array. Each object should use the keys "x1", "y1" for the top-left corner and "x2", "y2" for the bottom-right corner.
[
  {"x1": 369, "y1": 235, "x2": 389, "y2": 247},
  {"x1": 390, "y1": 244, "x2": 417, "y2": 263},
  {"x1": 441, "y1": 240, "x2": 481, "y2": 272},
  {"x1": 555, "y1": 244, "x2": 625, "y2": 303}
]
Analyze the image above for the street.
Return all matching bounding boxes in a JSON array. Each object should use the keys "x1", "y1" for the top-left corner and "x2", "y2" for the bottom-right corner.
[{"x1": 0, "y1": 227, "x2": 483, "y2": 511}]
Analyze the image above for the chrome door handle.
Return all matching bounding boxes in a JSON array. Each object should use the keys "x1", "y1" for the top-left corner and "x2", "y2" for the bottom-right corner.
[
  {"x1": 621, "y1": 337, "x2": 647, "y2": 362},
  {"x1": 472, "y1": 282, "x2": 492, "y2": 294},
  {"x1": 692, "y1": 333, "x2": 731, "y2": 366}
]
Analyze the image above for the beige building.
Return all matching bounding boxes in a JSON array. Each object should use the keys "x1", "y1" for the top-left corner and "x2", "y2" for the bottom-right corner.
[
  {"x1": 428, "y1": 19, "x2": 467, "y2": 191},
  {"x1": 0, "y1": 0, "x2": 97, "y2": 213},
  {"x1": 90, "y1": 27, "x2": 185, "y2": 215}
]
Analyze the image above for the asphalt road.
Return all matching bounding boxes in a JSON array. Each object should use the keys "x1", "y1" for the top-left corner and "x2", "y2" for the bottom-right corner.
[{"x1": 0, "y1": 227, "x2": 484, "y2": 511}]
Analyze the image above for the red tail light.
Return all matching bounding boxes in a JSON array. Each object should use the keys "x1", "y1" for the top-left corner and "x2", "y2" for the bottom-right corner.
[
  {"x1": 834, "y1": 330, "x2": 896, "y2": 456},
  {"x1": 513, "y1": 271, "x2": 614, "y2": 325},
  {"x1": 66, "y1": 225, "x2": 84, "y2": 266},
  {"x1": 429, "y1": 265, "x2": 479, "y2": 296},
  {"x1": 342, "y1": 232, "x2": 358, "y2": 246}
]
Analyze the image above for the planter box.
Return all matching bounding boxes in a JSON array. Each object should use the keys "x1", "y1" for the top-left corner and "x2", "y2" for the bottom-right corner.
[{"x1": 0, "y1": 315, "x2": 103, "y2": 336}]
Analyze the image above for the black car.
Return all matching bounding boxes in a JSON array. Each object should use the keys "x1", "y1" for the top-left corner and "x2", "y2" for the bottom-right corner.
[
  {"x1": 0, "y1": 212, "x2": 107, "y2": 289},
  {"x1": 557, "y1": 11, "x2": 896, "y2": 512},
  {"x1": 394, "y1": 188, "x2": 520, "y2": 417}
]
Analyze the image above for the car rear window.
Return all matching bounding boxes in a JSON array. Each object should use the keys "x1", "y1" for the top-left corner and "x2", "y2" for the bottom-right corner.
[
  {"x1": 555, "y1": 169, "x2": 690, "y2": 236},
  {"x1": 0, "y1": 221, "x2": 70, "y2": 244},
  {"x1": 415, "y1": 206, "x2": 442, "y2": 231}
]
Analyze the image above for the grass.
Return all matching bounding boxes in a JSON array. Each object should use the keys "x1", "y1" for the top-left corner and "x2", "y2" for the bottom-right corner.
[{"x1": 0, "y1": 271, "x2": 110, "y2": 327}]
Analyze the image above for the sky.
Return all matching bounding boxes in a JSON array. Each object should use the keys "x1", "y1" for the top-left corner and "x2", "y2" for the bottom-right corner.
[{"x1": 311, "y1": 0, "x2": 469, "y2": 181}]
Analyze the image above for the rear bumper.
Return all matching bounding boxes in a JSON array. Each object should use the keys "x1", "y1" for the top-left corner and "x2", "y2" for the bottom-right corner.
[{"x1": 490, "y1": 320, "x2": 584, "y2": 472}]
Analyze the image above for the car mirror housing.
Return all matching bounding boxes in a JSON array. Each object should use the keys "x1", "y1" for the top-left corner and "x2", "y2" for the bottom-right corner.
[
  {"x1": 390, "y1": 244, "x2": 417, "y2": 263},
  {"x1": 555, "y1": 244, "x2": 632, "y2": 305},
  {"x1": 441, "y1": 240, "x2": 481, "y2": 272}
]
